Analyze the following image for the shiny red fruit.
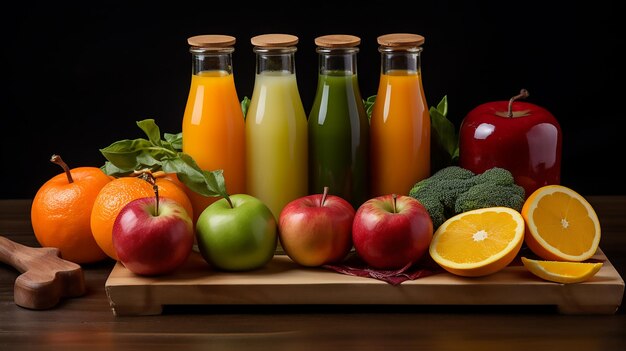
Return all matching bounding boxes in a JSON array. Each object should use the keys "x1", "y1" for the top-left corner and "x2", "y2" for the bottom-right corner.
[{"x1": 459, "y1": 90, "x2": 562, "y2": 197}]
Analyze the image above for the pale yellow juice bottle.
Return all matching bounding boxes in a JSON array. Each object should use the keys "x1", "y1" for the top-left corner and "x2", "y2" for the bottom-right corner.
[{"x1": 246, "y1": 34, "x2": 308, "y2": 223}]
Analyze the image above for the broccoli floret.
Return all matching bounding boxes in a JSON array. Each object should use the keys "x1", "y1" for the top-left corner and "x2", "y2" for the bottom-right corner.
[
  {"x1": 455, "y1": 182, "x2": 525, "y2": 214},
  {"x1": 472, "y1": 167, "x2": 516, "y2": 186},
  {"x1": 418, "y1": 166, "x2": 475, "y2": 184},
  {"x1": 411, "y1": 169, "x2": 473, "y2": 208},
  {"x1": 410, "y1": 192, "x2": 447, "y2": 229},
  {"x1": 408, "y1": 166, "x2": 526, "y2": 229},
  {"x1": 409, "y1": 166, "x2": 475, "y2": 228}
]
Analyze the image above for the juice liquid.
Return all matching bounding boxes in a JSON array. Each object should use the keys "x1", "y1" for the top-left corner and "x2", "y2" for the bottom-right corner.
[
  {"x1": 370, "y1": 70, "x2": 430, "y2": 197},
  {"x1": 246, "y1": 71, "x2": 308, "y2": 220},
  {"x1": 309, "y1": 72, "x2": 369, "y2": 208},
  {"x1": 182, "y1": 70, "x2": 246, "y2": 221}
]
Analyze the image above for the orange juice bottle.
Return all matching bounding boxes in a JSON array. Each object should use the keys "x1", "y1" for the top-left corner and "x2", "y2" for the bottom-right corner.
[
  {"x1": 370, "y1": 33, "x2": 430, "y2": 197},
  {"x1": 182, "y1": 35, "x2": 246, "y2": 222}
]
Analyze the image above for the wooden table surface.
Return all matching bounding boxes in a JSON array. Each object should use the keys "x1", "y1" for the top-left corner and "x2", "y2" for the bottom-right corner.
[{"x1": 1, "y1": 197, "x2": 625, "y2": 350}]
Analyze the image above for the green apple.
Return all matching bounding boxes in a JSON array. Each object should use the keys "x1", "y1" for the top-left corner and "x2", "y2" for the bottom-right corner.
[{"x1": 196, "y1": 194, "x2": 277, "y2": 271}]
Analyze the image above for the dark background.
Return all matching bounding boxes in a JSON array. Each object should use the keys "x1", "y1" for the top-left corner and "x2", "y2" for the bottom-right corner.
[{"x1": 1, "y1": 1, "x2": 624, "y2": 199}]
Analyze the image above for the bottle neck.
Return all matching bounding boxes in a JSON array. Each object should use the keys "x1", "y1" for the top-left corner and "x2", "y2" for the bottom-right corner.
[
  {"x1": 379, "y1": 47, "x2": 422, "y2": 75},
  {"x1": 317, "y1": 48, "x2": 358, "y2": 76},
  {"x1": 254, "y1": 47, "x2": 297, "y2": 75},
  {"x1": 190, "y1": 47, "x2": 234, "y2": 75}
]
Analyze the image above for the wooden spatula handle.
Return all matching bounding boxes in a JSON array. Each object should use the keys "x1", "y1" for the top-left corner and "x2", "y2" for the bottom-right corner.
[
  {"x1": 0, "y1": 235, "x2": 86, "y2": 309},
  {"x1": 0, "y1": 235, "x2": 58, "y2": 271}
]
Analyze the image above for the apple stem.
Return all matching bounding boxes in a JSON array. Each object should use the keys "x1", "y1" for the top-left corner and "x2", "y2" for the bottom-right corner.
[
  {"x1": 135, "y1": 170, "x2": 159, "y2": 216},
  {"x1": 225, "y1": 195, "x2": 234, "y2": 209},
  {"x1": 50, "y1": 154, "x2": 73, "y2": 183},
  {"x1": 392, "y1": 194, "x2": 398, "y2": 214},
  {"x1": 320, "y1": 186, "x2": 329, "y2": 207},
  {"x1": 507, "y1": 89, "x2": 530, "y2": 118},
  {"x1": 153, "y1": 182, "x2": 160, "y2": 216}
]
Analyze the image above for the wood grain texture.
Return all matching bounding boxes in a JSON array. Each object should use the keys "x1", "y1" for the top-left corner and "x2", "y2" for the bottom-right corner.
[
  {"x1": 105, "y1": 248, "x2": 624, "y2": 316},
  {"x1": 1, "y1": 197, "x2": 626, "y2": 351},
  {"x1": 0, "y1": 236, "x2": 85, "y2": 309}
]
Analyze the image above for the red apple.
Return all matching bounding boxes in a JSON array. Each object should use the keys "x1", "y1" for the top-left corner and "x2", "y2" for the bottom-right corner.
[
  {"x1": 459, "y1": 89, "x2": 562, "y2": 197},
  {"x1": 112, "y1": 196, "x2": 194, "y2": 276},
  {"x1": 352, "y1": 194, "x2": 433, "y2": 269},
  {"x1": 279, "y1": 187, "x2": 355, "y2": 267}
]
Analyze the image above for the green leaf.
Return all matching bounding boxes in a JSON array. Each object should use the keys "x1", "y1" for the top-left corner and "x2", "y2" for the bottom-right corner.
[
  {"x1": 136, "y1": 119, "x2": 162, "y2": 146},
  {"x1": 161, "y1": 156, "x2": 211, "y2": 195},
  {"x1": 363, "y1": 95, "x2": 376, "y2": 121},
  {"x1": 436, "y1": 95, "x2": 448, "y2": 116},
  {"x1": 99, "y1": 139, "x2": 154, "y2": 170},
  {"x1": 430, "y1": 108, "x2": 456, "y2": 155},
  {"x1": 429, "y1": 95, "x2": 459, "y2": 172},
  {"x1": 135, "y1": 151, "x2": 163, "y2": 168},
  {"x1": 100, "y1": 161, "x2": 133, "y2": 177},
  {"x1": 451, "y1": 147, "x2": 459, "y2": 163},
  {"x1": 203, "y1": 169, "x2": 228, "y2": 198},
  {"x1": 241, "y1": 96, "x2": 251, "y2": 120},
  {"x1": 164, "y1": 132, "x2": 182, "y2": 151},
  {"x1": 160, "y1": 153, "x2": 228, "y2": 200},
  {"x1": 99, "y1": 120, "x2": 231, "y2": 204}
]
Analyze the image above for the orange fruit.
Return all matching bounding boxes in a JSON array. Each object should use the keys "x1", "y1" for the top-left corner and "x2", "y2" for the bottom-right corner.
[
  {"x1": 521, "y1": 257, "x2": 603, "y2": 284},
  {"x1": 429, "y1": 207, "x2": 525, "y2": 277},
  {"x1": 31, "y1": 158, "x2": 112, "y2": 264},
  {"x1": 90, "y1": 174, "x2": 193, "y2": 260},
  {"x1": 521, "y1": 185, "x2": 601, "y2": 262}
]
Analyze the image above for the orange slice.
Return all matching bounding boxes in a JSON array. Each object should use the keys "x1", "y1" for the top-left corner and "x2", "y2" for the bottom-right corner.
[
  {"x1": 521, "y1": 257, "x2": 603, "y2": 284},
  {"x1": 521, "y1": 185, "x2": 600, "y2": 262},
  {"x1": 429, "y1": 207, "x2": 525, "y2": 277}
]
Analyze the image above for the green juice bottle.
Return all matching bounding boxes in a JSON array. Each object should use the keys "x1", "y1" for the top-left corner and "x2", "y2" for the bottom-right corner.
[{"x1": 308, "y1": 35, "x2": 369, "y2": 209}]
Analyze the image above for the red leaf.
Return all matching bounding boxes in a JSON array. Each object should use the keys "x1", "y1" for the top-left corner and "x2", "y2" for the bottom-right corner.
[{"x1": 323, "y1": 253, "x2": 444, "y2": 285}]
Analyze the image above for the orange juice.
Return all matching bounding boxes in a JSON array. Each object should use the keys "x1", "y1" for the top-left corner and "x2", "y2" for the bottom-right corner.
[
  {"x1": 370, "y1": 34, "x2": 430, "y2": 197},
  {"x1": 182, "y1": 35, "x2": 245, "y2": 222}
]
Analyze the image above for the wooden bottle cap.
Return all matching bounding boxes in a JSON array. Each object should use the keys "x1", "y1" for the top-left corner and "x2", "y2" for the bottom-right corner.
[
  {"x1": 187, "y1": 35, "x2": 236, "y2": 47},
  {"x1": 377, "y1": 33, "x2": 425, "y2": 47},
  {"x1": 315, "y1": 34, "x2": 361, "y2": 48},
  {"x1": 251, "y1": 34, "x2": 299, "y2": 47}
]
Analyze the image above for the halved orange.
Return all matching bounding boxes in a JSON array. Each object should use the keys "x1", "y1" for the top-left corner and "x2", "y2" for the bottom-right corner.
[
  {"x1": 429, "y1": 207, "x2": 525, "y2": 277},
  {"x1": 521, "y1": 257, "x2": 603, "y2": 284},
  {"x1": 521, "y1": 185, "x2": 600, "y2": 262}
]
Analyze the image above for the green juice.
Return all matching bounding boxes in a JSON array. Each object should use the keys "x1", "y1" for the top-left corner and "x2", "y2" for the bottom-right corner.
[{"x1": 308, "y1": 72, "x2": 369, "y2": 209}]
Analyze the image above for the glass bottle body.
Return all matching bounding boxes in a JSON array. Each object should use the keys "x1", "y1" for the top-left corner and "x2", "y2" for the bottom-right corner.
[
  {"x1": 308, "y1": 47, "x2": 369, "y2": 209},
  {"x1": 245, "y1": 47, "x2": 308, "y2": 221},
  {"x1": 370, "y1": 47, "x2": 430, "y2": 197},
  {"x1": 182, "y1": 47, "x2": 246, "y2": 222}
]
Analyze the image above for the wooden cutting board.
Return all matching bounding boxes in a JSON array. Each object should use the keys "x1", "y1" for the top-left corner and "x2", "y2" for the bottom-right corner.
[{"x1": 105, "y1": 248, "x2": 624, "y2": 316}]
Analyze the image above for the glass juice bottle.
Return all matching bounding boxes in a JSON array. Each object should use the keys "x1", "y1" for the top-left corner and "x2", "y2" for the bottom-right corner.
[
  {"x1": 182, "y1": 35, "x2": 246, "y2": 222},
  {"x1": 245, "y1": 34, "x2": 308, "y2": 221},
  {"x1": 308, "y1": 34, "x2": 369, "y2": 209},
  {"x1": 370, "y1": 33, "x2": 430, "y2": 197}
]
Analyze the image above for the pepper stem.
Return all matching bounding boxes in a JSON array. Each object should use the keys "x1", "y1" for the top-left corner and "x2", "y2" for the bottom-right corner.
[
  {"x1": 392, "y1": 194, "x2": 398, "y2": 213},
  {"x1": 507, "y1": 89, "x2": 530, "y2": 117},
  {"x1": 50, "y1": 154, "x2": 73, "y2": 183},
  {"x1": 320, "y1": 186, "x2": 329, "y2": 207}
]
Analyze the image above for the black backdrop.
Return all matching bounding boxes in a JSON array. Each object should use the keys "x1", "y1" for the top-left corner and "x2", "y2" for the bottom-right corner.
[{"x1": 2, "y1": 1, "x2": 624, "y2": 198}]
